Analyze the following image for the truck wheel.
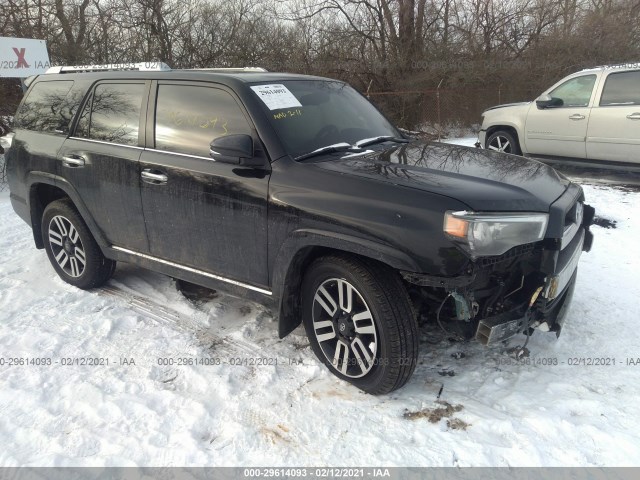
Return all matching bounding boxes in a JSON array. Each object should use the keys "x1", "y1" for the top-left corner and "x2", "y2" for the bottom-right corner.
[
  {"x1": 42, "y1": 199, "x2": 116, "y2": 289},
  {"x1": 486, "y1": 130, "x2": 521, "y2": 155},
  {"x1": 301, "y1": 255, "x2": 418, "y2": 394}
]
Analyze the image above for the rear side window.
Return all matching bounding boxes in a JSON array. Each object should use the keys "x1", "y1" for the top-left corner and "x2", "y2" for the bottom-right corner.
[
  {"x1": 600, "y1": 71, "x2": 640, "y2": 106},
  {"x1": 76, "y1": 83, "x2": 145, "y2": 146},
  {"x1": 15, "y1": 80, "x2": 74, "y2": 133},
  {"x1": 154, "y1": 84, "x2": 252, "y2": 157}
]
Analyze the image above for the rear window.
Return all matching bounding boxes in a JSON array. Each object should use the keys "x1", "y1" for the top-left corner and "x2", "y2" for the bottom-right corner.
[
  {"x1": 15, "y1": 80, "x2": 74, "y2": 133},
  {"x1": 75, "y1": 83, "x2": 145, "y2": 146},
  {"x1": 600, "y1": 71, "x2": 640, "y2": 106}
]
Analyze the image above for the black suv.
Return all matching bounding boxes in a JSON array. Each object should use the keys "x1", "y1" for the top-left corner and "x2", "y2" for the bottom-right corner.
[{"x1": 3, "y1": 63, "x2": 594, "y2": 394}]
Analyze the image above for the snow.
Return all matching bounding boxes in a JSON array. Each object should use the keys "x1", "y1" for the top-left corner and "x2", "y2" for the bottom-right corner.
[
  {"x1": 1, "y1": 171, "x2": 640, "y2": 466},
  {"x1": 441, "y1": 136, "x2": 479, "y2": 148}
]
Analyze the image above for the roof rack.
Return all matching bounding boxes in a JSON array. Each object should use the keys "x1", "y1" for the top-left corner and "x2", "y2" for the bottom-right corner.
[
  {"x1": 45, "y1": 62, "x2": 171, "y2": 74},
  {"x1": 581, "y1": 62, "x2": 640, "y2": 71},
  {"x1": 188, "y1": 67, "x2": 268, "y2": 73}
]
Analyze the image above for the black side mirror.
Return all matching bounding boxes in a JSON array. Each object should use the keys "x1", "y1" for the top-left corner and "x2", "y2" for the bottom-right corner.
[
  {"x1": 536, "y1": 94, "x2": 564, "y2": 109},
  {"x1": 209, "y1": 134, "x2": 264, "y2": 167}
]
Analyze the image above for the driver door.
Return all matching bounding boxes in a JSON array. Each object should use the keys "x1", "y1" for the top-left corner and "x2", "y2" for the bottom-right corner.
[
  {"x1": 524, "y1": 74, "x2": 598, "y2": 158},
  {"x1": 138, "y1": 81, "x2": 271, "y2": 287}
]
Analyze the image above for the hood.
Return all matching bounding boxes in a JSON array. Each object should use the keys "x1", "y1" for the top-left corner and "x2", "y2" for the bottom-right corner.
[
  {"x1": 483, "y1": 101, "x2": 530, "y2": 113},
  {"x1": 313, "y1": 141, "x2": 570, "y2": 211}
]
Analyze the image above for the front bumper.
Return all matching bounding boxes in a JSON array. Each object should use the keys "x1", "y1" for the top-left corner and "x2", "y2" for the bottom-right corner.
[
  {"x1": 478, "y1": 130, "x2": 487, "y2": 148},
  {"x1": 475, "y1": 218, "x2": 592, "y2": 346},
  {"x1": 402, "y1": 196, "x2": 594, "y2": 346},
  {"x1": 476, "y1": 264, "x2": 578, "y2": 345}
]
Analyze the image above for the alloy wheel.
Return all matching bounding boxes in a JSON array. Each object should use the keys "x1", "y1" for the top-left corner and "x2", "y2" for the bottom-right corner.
[
  {"x1": 488, "y1": 134, "x2": 512, "y2": 153},
  {"x1": 48, "y1": 215, "x2": 86, "y2": 278},
  {"x1": 311, "y1": 278, "x2": 378, "y2": 378}
]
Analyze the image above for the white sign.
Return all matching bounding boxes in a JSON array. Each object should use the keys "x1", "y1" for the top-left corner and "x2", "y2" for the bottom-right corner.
[
  {"x1": 250, "y1": 84, "x2": 302, "y2": 110},
  {"x1": 0, "y1": 37, "x2": 50, "y2": 78}
]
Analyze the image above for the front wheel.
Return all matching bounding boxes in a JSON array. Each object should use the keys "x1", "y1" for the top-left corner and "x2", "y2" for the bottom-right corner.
[
  {"x1": 301, "y1": 255, "x2": 418, "y2": 394},
  {"x1": 42, "y1": 199, "x2": 116, "y2": 289},
  {"x1": 486, "y1": 130, "x2": 521, "y2": 155}
]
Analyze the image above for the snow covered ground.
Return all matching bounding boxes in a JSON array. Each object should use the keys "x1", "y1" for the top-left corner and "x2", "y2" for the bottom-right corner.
[
  {"x1": 1, "y1": 146, "x2": 640, "y2": 466},
  {"x1": 442, "y1": 136, "x2": 479, "y2": 148}
]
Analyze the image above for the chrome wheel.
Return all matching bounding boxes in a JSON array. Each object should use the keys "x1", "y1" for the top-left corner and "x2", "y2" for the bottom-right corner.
[
  {"x1": 312, "y1": 278, "x2": 377, "y2": 378},
  {"x1": 488, "y1": 134, "x2": 512, "y2": 153},
  {"x1": 48, "y1": 215, "x2": 86, "y2": 278}
]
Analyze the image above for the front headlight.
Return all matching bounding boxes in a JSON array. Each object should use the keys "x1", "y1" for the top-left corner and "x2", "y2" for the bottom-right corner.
[{"x1": 443, "y1": 211, "x2": 548, "y2": 258}]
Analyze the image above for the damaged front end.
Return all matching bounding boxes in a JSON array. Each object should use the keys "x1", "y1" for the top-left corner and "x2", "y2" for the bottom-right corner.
[{"x1": 403, "y1": 184, "x2": 595, "y2": 346}]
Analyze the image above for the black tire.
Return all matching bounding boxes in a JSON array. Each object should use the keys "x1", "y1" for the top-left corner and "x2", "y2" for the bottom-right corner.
[
  {"x1": 301, "y1": 254, "x2": 418, "y2": 394},
  {"x1": 42, "y1": 199, "x2": 116, "y2": 289},
  {"x1": 486, "y1": 130, "x2": 521, "y2": 155}
]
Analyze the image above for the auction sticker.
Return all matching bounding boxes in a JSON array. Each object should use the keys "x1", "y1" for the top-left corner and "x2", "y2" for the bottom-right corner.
[{"x1": 250, "y1": 84, "x2": 302, "y2": 110}]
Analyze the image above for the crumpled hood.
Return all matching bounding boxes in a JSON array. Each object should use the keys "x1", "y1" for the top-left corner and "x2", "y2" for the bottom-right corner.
[{"x1": 314, "y1": 141, "x2": 570, "y2": 212}]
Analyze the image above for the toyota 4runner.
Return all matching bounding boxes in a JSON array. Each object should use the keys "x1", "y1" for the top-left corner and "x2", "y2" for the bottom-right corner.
[{"x1": 3, "y1": 63, "x2": 594, "y2": 394}]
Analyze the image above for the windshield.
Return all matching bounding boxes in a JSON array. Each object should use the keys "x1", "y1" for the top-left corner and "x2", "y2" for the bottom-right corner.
[{"x1": 250, "y1": 80, "x2": 400, "y2": 158}]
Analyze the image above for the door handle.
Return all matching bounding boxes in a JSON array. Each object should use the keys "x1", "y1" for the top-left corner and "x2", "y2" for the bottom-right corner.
[
  {"x1": 141, "y1": 169, "x2": 168, "y2": 185},
  {"x1": 568, "y1": 114, "x2": 585, "y2": 120},
  {"x1": 61, "y1": 155, "x2": 86, "y2": 167},
  {"x1": 626, "y1": 112, "x2": 640, "y2": 120}
]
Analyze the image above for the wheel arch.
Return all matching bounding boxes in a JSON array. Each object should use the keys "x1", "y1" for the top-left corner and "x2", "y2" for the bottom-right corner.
[
  {"x1": 271, "y1": 229, "x2": 419, "y2": 338},
  {"x1": 485, "y1": 122, "x2": 525, "y2": 154},
  {"x1": 27, "y1": 173, "x2": 108, "y2": 251}
]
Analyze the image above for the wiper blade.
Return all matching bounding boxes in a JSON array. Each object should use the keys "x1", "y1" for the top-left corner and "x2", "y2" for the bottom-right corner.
[
  {"x1": 295, "y1": 137, "x2": 409, "y2": 161},
  {"x1": 294, "y1": 142, "x2": 354, "y2": 161},
  {"x1": 354, "y1": 136, "x2": 410, "y2": 148}
]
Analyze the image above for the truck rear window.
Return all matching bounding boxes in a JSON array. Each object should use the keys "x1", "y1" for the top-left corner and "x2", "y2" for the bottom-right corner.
[{"x1": 15, "y1": 80, "x2": 74, "y2": 133}]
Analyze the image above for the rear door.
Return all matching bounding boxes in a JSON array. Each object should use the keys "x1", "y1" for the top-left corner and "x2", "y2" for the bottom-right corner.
[
  {"x1": 587, "y1": 70, "x2": 640, "y2": 162},
  {"x1": 138, "y1": 81, "x2": 270, "y2": 287},
  {"x1": 10, "y1": 80, "x2": 77, "y2": 199},
  {"x1": 59, "y1": 81, "x2": 150, "y2": 252},
  {"x1": 524, "y1": 74, "x2": 598, "y2": 158}
]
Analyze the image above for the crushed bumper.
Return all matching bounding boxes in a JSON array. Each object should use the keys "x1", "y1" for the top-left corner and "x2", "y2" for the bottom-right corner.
[{"x1": 476, "y1": 268, "x2": 577, "y2": 345}]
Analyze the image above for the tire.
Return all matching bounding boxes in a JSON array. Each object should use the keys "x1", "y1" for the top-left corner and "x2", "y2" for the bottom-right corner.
[
  {"x1": 486, "y1": 130, "x2": 521, "y2": 155},
  {"x1": 301, "y1": 254, "x2": 418, "y2": 394},
  {"x1": 42, "y1": 199, "x2": 116, "y2": 289}
]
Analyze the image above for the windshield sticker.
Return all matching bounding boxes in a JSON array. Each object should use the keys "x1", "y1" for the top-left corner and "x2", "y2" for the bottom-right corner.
[{"x1": 250, "y1": 84, "x2": 302, "y2": 110}]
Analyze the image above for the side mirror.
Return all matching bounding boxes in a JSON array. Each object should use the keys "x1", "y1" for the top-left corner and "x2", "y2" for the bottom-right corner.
[
  {"x1": 536, "y1": 94, "x2": 563, "y2": 109},
  {"x1": 209, "y1": 134, "x2": 264, "y2": 167}
]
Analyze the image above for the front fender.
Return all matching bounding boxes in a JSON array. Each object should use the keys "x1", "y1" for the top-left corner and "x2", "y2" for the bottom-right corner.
[
  {"x1": 271, "y1": 228, "x2": 420, "y2": 338},
  {"x1": 482, "y1": 105, "x2": 530, "y2": 151}
]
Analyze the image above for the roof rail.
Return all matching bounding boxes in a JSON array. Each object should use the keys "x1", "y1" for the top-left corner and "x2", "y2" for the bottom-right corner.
[
  {"x1": 45, "y1": 62, "x2": 171, "y2": 74},
  {"x1": 581, "y1": 62, "x2": 640, "y2": 71},
  {"x1": 188, "y1": 67, "x2": 268, "y2": 73}
]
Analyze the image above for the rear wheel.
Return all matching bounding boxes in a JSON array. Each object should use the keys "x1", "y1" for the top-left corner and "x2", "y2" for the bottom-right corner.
[
  {"x1": 486, "y1": 130, "x2": 521, "y2": 155},
  {"x1": 301, "y1": 255, "x2": 418, "y2": 394},
  {"x1": 42, "y1": 199, "x2": 116, "y2": 289}
]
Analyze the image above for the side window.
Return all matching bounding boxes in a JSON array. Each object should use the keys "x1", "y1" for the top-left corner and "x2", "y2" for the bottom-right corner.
[
  {"x1": 549, "y1": 75, "x2": 597, "y2": 107},
  {"x1": 154, "y1": 84, "x2": 252, "y2": 157},
  {"x1": 76, "y1": 83, "x2": 144, "y2": 146},
  {"x1": 599, "y1": 71, "x2": 640, "y2": 106},
  {"x1": 15, "y1": 81, "x2": 74, "y2": 133}
]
